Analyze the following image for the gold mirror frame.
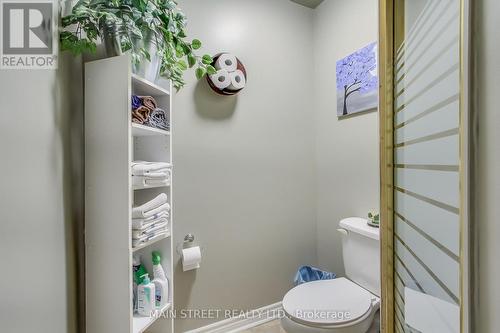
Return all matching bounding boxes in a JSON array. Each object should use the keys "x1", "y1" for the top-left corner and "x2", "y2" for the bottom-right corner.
[{"x1": 378, "y1": 0, "x2": 394, "y2": 332}]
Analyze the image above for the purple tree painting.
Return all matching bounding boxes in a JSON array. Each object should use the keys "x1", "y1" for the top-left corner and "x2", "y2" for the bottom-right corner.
[{"x1": 336, "y1": 42, "x2": 378, "y2": 117}]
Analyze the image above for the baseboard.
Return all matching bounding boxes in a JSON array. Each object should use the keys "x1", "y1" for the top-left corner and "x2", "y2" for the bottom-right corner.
[{"x1": 185, "y1": 302, "x2": 283, "y2": 333}]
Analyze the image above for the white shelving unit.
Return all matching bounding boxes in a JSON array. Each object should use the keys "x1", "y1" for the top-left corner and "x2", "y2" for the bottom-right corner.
[{"x1": 85, "y1": 54, "x2": 174, "y2": 333}]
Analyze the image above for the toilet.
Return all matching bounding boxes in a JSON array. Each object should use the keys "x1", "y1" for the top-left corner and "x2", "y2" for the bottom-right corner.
[{"x1": 281, "y1": 217, "x2": 380, "y2": 333}]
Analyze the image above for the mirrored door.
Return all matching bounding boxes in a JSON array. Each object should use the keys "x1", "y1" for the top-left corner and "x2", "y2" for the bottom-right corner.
[{"x1": 379, "y1": 0, "x2": 470, "y2": 332}]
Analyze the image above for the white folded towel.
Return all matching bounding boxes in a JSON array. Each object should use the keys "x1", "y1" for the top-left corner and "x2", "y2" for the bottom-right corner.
[
  {"x1": 141, "y1": 171, "x2": 170, "y2": 179},
  {"x1": 132, "y1": 202, "x2": 170, "y2": 219},
  {"x1": 132, "y1": 176, "x2": 170, "y2": 188},
  {"x1": 132, "y1": 211, "x2": 169, "y2": 230},
  {"x1": 132, "y1": 167, "x2": 171, "y2": 187},
  {"x1": 132, "y1": 230, "x2": 169, "y2": 247},
  {"x1": 132, "y1": 221, "x2": 168, "y2": 239},
  {"x1": 132, "y1": 161, "x2": 172, "y2": 176},
  {"x1": 132, "y1": 193, "x2": 169, "y2": 218},
  {"x1": 132, "y1": 215, "x2": 168, "y2": 231}
]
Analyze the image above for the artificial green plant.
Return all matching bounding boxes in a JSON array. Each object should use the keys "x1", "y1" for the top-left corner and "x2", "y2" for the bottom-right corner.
[
  {"x1": 367, "y1": 211, "x2": 380, "y2": 225},
  {"x1": 60, "y1": 0, "x2": 216, "y2": 90}
]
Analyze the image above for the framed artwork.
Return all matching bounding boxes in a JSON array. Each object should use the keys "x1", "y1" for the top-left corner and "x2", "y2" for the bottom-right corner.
[{"x1": 336, "y1": 42, "x2": 378, "y2": 117}]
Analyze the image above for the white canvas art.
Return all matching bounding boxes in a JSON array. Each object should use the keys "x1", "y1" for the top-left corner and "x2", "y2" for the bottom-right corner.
[{"x1": 336, "y1": 42, "x2": 378, "y2": 117}]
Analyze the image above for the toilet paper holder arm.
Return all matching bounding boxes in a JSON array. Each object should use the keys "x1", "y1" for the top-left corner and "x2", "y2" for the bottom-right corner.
[
  {"x1": 176, "y1": 233, "x2": 203, "y2": 256},
  {"x1": 184, "y1": 233, "x2": 195, "y2": 243}
]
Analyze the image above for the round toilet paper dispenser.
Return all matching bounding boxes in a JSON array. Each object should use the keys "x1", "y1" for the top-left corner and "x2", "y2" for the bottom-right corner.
[{"x1": 206, "y1": 53, "x2": 247, "y2": 95}]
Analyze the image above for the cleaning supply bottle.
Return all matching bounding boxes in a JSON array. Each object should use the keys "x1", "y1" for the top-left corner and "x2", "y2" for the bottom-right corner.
[
  {"x1": 137, "y1": 274, "x2": 155, "y2": 317},
  {"x1": 152, "y1": 251, "x2": 169, "y2": 308},
  {"x1": 132, "y1": 255, "x2": 148, "y2": 313},
  {"x1": 132, "y1": 255, "x2": 141, "y2": 312}
]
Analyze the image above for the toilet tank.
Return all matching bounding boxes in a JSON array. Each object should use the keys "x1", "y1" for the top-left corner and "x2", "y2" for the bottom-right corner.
[{"x1": 338, "y1": 217, "x2": 380, "y2": 296}]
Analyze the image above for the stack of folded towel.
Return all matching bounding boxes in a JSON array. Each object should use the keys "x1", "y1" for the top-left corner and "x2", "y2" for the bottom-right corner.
[
  {"x1": 132, "y1": 161, "x2": 172, "y2": 188},
  {"x1": 131, "y1": 95, "x2": 170, "y2": 131},
  {"x1": 132, "y1": 193, "x2": 170, "y2": 247}
]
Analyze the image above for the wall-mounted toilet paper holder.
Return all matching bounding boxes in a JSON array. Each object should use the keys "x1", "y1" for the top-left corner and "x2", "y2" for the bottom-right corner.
[{"x1": 178, "y1": 234, "x2": 203, "y2": 272}]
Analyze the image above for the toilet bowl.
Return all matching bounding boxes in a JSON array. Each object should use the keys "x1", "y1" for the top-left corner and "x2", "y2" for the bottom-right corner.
[
  {"x1": 281, "y1": 217, "x2": 381, "y2": 333},
  {"x1": 281, "y1": 278, "x2": 380, "y2": 333}
]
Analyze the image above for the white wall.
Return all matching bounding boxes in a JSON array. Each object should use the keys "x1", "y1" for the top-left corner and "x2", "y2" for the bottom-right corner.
[
  {"x1": 476, "y1": 0, "x2": 500, "y2": 331},
  {"x1": 313, "y1": 0, "x2": 380, "y2": 276},
  {"x1": 172, "y1": 0, "x2": 317, "y2": 331},
  {"x1": 0, "y1": 60, "x2": 80, "y2": 333}
]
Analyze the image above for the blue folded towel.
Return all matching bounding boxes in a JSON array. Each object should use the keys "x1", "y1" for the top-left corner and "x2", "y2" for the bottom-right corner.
[
  {"x1": 132, "y1": 95, "x2": 142, "y2": 110},
  {"x1": 294, "y1": 266, "x2": 336, "y2": 285}
]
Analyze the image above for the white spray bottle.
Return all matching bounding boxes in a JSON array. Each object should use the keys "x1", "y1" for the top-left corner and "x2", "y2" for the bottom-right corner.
[{"x1": 152, "y1": 251, "x2": 169, "y2": 308}]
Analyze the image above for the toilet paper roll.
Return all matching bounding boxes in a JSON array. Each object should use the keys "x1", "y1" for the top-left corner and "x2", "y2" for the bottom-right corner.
[
  {"x1": 182, "y1": 246, "x2": 202, "y2": 272},
  {"x1": 228, "y1": 70, "x2": 246, "y2": 91},
  {"x1": 215, "y1": 53, "x2": 237, "y2": 72},
  {"x1": 209, "y1": 69, "x2": 231, "y2": 90}
]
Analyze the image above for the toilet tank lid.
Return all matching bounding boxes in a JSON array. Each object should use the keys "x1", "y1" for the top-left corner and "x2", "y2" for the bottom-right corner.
[{"x1": 339, "y1": 217, "x2": 379, "y2": 240}]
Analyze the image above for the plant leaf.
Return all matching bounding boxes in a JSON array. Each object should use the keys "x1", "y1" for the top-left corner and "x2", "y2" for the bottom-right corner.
[
  {"x1": 202, "y1": 54, "x2": 213, "y2": 65},
  {"x1": 181, "y1": 43, "x2": 191, "y2": 55},
  {"x1": 177, "y1": 60, "x2": 188, "y2": 70},
  {"x1": 191, "y1": 39, "x2": 201, "y2": 50},
  {"x1": 175, "y1": 43, "x2": 184, "y2": 57},
  {"x1": 187, "y1": 54, "x2": 196, "y2": 68},
  {"x1": 206, "y1": 65, "x2": 217, "y2": 75},
  {"x1": 195, "y1": 67, "x2": 206, "y2": 80}
]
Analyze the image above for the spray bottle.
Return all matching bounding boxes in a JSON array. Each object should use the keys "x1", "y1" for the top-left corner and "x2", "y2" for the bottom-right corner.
[{"x1": 152, "y1": 251, "x2": 169, "y2": 308}]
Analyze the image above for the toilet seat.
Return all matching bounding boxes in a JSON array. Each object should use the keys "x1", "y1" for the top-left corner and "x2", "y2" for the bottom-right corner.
[{"x1": 283, "y1": 278, "x2": 376, "y2": 328}]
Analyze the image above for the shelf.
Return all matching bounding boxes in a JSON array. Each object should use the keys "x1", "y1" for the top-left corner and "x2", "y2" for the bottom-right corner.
[
  {"x1": 132, "y1": 231, "x2": 171, "y2": 253},
  {"x1": 132, "y1": 123, "x2": 170, "y2": 137},
  {"x1": 132, "y1": 74, "x2": 170, "y2": 96},
  {"x1": 133, "y1": 303, "x2": 172, "y2": 333}
]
